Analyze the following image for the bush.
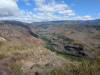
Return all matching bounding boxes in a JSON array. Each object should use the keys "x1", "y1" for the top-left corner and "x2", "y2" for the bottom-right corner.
[
  {"x1": 69, "y1": 60, "x2": 100, "y2": 75},
  {"x1": 0, "y1": 53, "x2": 6, "y2": 59},
  {"x1": 8, "y1": 63, "x2": 23, "y2": 75}
]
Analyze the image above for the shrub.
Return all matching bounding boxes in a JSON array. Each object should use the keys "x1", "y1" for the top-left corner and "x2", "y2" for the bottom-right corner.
[
  {"x1": 69, "y1": 60, "x2": 100, "y2": 75},
  {"x1": 0, "y1": 53, "x2": 6, "y2": 59},
  {"x1": 8, "y1": 63, "x2": 23, "y2": 75}
]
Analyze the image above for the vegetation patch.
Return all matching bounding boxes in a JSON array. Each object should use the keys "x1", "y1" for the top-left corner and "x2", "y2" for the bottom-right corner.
[
  {"x1": 40, "y1": 35, "x2": 92, "y2": 61},
  {"x1": 69, "y1": 60, "x2": 100, "y2": 75},
  {"x1": 8, "y1": 63, "x2": 23, "y2": 75},
  {"x1": 0, "y1": 53, "x2": 6, "y2": 59}
]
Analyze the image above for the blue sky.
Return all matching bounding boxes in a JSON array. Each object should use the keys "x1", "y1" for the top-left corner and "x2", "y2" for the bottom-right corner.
[
  {"x1": 64, "y1": 0, "x2": 100, "y2": 16},
  {"x1": 0, "y1": 0, "x2": 100, "y2": 22}
]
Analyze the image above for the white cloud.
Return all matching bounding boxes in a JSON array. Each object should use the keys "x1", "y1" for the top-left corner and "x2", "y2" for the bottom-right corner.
[
  {"x1": 34, "y1": 0, "x2": 45, "y2": 6},
  {"x1": 0, "y1": 0, "x2": 20, "y2": 17},
  {"x1": 98, "y1": 13, "x2": 100, "y2": 16},
  {"x1": 0, "y1": 0, "x2": 35, "y2": 22},
  {"x1": 0, "y1": 0, "x2": 95, "y2": 22},
  {"x1": 76, "y1": 15, "x2": 93, "y2": 20},
  {"x1": 33, "y1": 0, "x2": 75, "y2": 21}
]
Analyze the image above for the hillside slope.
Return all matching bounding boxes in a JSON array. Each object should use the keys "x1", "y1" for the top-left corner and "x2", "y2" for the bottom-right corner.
[
  {"x1": 0, "y1": 21, "x2": 75, "y2": 75},
  {"x1": 0, "y1": 20, "x2": 100, "y2": 75}
]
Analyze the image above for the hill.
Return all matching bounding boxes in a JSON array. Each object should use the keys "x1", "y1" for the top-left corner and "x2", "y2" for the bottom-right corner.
[{"x1": 0, "y1": 20, "x2": 100, "y2": 75}]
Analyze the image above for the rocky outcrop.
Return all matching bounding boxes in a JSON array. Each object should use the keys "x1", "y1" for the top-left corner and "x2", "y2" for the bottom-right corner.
[
  {"x1": 0, "y1": 37, "x2": 6, "y2": 41},
  {"x1": 64, "y1": 45, "x2": 88, "y2": 57}
]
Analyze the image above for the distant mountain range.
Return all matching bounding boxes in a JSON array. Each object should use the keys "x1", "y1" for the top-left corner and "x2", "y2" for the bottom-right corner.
[{"x1": 0, "y1": 19, "x2": 100, "y2": 26}]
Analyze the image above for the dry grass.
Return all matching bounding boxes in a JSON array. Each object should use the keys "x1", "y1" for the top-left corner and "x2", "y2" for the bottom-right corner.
[{"x1": 8, "y1": 63, "x2": 23, "y2": 75}]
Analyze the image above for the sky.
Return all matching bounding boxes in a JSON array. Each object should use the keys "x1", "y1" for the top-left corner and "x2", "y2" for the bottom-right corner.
[{"x1": 0, "y1": 0, "x2": 100, "y2": 22}]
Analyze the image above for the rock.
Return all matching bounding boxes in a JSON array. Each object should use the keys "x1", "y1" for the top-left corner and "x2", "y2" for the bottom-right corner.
[
  {"x1": 0, "y1": 37, "x2": 6, "y2": 41},
  {"x1": 64, "y1": 45, "x2": 88, "y2": 57}
]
